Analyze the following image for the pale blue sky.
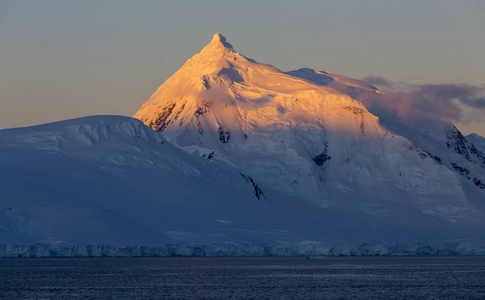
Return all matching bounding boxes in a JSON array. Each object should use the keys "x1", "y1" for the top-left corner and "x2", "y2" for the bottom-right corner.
[{"x1": 1, "y1": 0, "x2": 484, "y2": 135}]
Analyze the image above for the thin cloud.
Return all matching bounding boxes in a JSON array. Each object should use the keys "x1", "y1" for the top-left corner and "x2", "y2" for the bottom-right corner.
[
  {"x1": 360, "y1": 76, "x2": 485, "y2": 124},
  {"x1": 361, "y1": 75, "x2": 394, "y2": 90},
  {"x1": 461, "y1": 97, "x2": 485, "y2": 109}
]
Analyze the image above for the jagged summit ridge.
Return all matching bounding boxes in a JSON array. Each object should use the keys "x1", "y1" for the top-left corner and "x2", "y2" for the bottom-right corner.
[
  {"x1": 134, "y1": 33, "x2": 368, "y2": 135},
  {"x1": 194, "y1": 32, "x2": 237, "y2": 63},
  {"x1": 210, "y1": 33, "x2": 233, "y2": 49}
]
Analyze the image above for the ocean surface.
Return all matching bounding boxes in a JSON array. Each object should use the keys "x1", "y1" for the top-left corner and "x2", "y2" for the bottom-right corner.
[{"x1": 1, "y1": 256, "x2": 484, "y2": 299}]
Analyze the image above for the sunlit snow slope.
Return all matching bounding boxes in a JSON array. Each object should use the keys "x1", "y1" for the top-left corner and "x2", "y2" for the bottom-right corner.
[{"x1": 134, "y1": 33, "x2": 485, "y2": 229}]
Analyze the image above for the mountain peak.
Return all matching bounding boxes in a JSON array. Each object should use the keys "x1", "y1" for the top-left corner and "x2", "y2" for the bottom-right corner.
[{"x1": 210, "y1": 33, "x2": 233, "y2": 49}]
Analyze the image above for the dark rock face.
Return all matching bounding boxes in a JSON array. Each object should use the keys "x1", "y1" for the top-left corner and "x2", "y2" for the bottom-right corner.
[
  {"x1": 446, "y1": 125, "x2": 485, "y2": 166},
  {"x1": 451, "y1": 162, "x2": 471, "y2": 177},
  {"x1": 241, "y1": 174, "x2": 265, "y2": 200},
  {"x1": 473, "y1": 178, "x2": 485, "y2": 189},
  {"x1": 193, "y1": 101, "x2": 212, "y2": 135},
  {"x1": 313, "y1": 153, "x2": 331, "y2": 166},
  {"x1": 194, "y1": 101, "x2": 212, "y2": 118},
  {"x1": 450, "y1": 162, "x2": 485, "y2": 189},
  {"x1": 202, "y1": 151, "x2": 215, "y2": 160},
  {"x1": 218, "y1": 126, "x2": 230, "y2": 143},
  {"x1": 343, "y1": 106, "x2": 366, "y2": 115},
  {"x1": 151, "y1": 102, "x2": 176, "y2": 132},
  {"x1": 313, "y1": 142, "x2": 331, "y2": 166},
  {"x1": 343, "y1": 106, "x2": 366, "y2": 134},
  {"x1": 148, "y1": 100, "x2": 188, "y2": 132},
  {"x1": 425, "y1": 151, "x2": 442, "y2": 164},
  {"x1": 444, "y1": 125, "x2": 485, "y2": 189}
]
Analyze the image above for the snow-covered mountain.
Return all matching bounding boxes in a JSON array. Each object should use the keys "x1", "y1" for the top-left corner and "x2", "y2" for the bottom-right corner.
[
  {"x1": 0, "y1": 116, "x2": 349, "y2": 247},
  {"x1": 1, "y1": 33, "x2": 485, "y2": 255},
  {"x1": 286, "y1": 65, "x2": 485, "y2": 191},
  {"x1": 4, "y1": 115, "x2": 467, "y2": 252},
  {"x1": 134, "y1": 33, "x2": 485, "y2": 221},
  {"x1": 468, "y1": 133, "x2": 485, "y2": 154}
]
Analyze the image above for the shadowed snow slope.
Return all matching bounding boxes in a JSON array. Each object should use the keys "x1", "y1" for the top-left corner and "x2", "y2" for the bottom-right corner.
[
  {"x1": 2, "y1": 115, "x2": 484, "y2": 248},
  {"x1": 468, "y1": 133, "x2": 485, "y2": 153}
]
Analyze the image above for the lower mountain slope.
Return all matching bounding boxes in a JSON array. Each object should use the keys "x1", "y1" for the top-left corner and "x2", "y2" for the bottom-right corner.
[
  {"x1": 0, "y1": 116, "x2": 327, "y2": 246},
  {"x1": 1, "y1": 116, "x2": 485, "y2": 249}
]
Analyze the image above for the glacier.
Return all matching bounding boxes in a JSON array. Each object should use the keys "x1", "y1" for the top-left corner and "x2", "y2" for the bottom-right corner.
[{"x1": 2, "y1": 242, "x2": 485, "y2": 258}]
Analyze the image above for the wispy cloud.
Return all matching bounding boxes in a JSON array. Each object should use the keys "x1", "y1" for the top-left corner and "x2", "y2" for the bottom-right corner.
[{"x1": 360, "y1": 76, "x2": 485, "y2": 124}]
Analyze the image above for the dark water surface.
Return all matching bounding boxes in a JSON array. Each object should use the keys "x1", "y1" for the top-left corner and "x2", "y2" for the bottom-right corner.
[{"x1": 1, "y1": 256, "x2": 485, "y2": 299}]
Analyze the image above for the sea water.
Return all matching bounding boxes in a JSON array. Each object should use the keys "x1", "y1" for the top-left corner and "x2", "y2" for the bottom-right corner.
[{"x1": 1, "y1": 256, "x2": 484, "y2": 299}]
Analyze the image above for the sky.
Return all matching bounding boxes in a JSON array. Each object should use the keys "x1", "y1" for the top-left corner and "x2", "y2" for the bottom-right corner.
[{"x1": 1, "y1": 0, "x2": 484, "y2": 136}]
